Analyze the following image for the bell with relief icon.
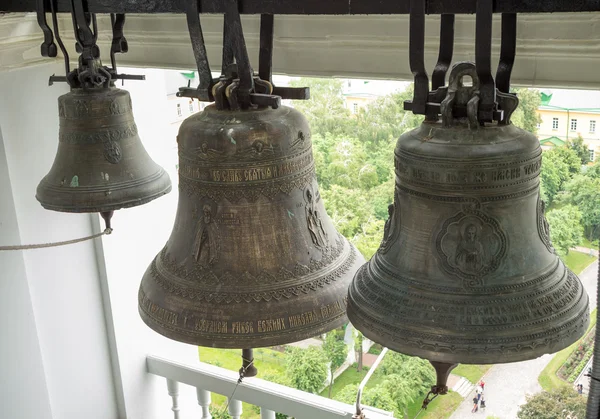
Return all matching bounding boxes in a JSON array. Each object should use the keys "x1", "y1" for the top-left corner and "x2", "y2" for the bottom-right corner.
[
  {"x1": 347, "y1": 62, "x2": 589, "y2": 380},
  {"x1": 36, "y1": 87, "x2": 172, "y2": 213},
  {"x1": 138, "y1": 104, "x2": 364, "y2": 348}
]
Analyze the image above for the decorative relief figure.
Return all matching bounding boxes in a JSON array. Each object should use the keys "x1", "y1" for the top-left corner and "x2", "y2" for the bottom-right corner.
[
  {"x1": 109, "y1": 99, "x2": 123, "y2": 115},
  {"x1": 73, "y1": 100, "x2": 88, "y2": 117},
  {"x1": 195, "y1": 142, "x2": 224, "y2": 160},
  {"x1": 193, "y1": 204, "x2": 220, "y2": 267},
  {"x1": 305, "y1": 187, "x2": 328, "y2": 248},
  {"x1": 454, "y1": 223, "x2": 485, "y2": 273},
  {"x1": 537, "y1": 193, "x2": 556, "y2": 254},
  {"x1": 379, "y1": 199, "x2": 400, "y2": 254},
  {"x1": 437, "y1": 207, "x2": 507, "y2": 287}
]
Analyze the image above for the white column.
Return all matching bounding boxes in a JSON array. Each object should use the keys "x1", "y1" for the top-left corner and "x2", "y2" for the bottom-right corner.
[
  {"x1": 167, "y1": 379, "x2": 181, "y2": 419},
  {"x1": 260, "y1": 407, "x2": 276, "y2": 419},
  {"x1": 227, "y1": 398, "x2": 243, "y2": 419},
  {"x1": 196, "y1": 387, "x2": 212, "y2": 419}
]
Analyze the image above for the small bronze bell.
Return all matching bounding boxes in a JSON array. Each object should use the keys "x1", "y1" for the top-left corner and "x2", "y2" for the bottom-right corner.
[
  {"x1": 36, "y1": 87, "x2": 172, "y2": 213},
  {"x1": 139, "y1": 104, "x2": 364, "y2": 348},
  {"x1": 347, "y1": 63, "x2": 589, "y2": 374}
]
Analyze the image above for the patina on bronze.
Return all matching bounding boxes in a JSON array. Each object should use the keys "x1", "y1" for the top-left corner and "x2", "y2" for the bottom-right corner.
[
  {"x1": 139, "y1": 104, "x2": 364, "y2": 348},
  {"x1": 347, "y1": 63, "x2": 589, "y2": 371},
  {"x1": 36, "y1": 87, "x2": 172, "y2": 213}
]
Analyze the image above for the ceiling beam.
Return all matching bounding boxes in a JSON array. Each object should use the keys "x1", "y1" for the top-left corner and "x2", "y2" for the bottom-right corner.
[{"x1": 2, "y1": 0, "x2": 600, "y2": 15}]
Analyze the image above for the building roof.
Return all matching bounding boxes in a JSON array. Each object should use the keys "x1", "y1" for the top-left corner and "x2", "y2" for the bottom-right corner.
[
  {"x1": 539, "y1": 136, "x2": 566, "y2": 147},
  {"x1": 539, "y1": 88, "x2": 600, "y2": 113}
]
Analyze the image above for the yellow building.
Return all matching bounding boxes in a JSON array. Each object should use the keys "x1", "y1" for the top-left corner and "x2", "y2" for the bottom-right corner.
[{"x1": 536, "y1": 89, "x2": 600, "y2": 161}]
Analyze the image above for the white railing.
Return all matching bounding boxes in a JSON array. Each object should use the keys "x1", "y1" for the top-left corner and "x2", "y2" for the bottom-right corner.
[{"x1": 147, "y1": 355, "x2": 394, "y2": 419}]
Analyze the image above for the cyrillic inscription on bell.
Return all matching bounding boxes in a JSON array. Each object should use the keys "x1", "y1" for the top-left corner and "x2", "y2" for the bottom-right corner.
[
  {"x1": 139, "y1": 105, "x2": 364, "y2": 348},
  {"x1": 347, "y1": 62, "x2": 589, "y2": 365},
  {"x1": 36, "y1": 87, "x2": 172, "y2": 213}
]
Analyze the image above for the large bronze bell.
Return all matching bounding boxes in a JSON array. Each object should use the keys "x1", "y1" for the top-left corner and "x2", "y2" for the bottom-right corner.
[
  {"x1": 36, "y1": 87, "x2": 172, "y2": 213},
  {"x1": 139, "y1": 104, "x2": 363, "y2": 348},
  {"x1": 347, "y1": 63, "x2": 589, "y2": 371}
]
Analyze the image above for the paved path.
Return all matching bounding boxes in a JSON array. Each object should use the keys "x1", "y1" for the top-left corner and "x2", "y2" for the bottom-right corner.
[{"x1": 449, "y1": 258, "x2": 598, "y2": 419}]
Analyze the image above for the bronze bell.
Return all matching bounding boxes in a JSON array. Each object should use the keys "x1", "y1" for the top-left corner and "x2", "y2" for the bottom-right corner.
[
  {"x1": 347, "y1": 63, "x2": 589, "y2": 374},
  {"x1": 139, "y1": 104, "x2": 364, "y2": 348},
  {"x1": 36, "y1": 87, "x2": 172, "y2": 213}
]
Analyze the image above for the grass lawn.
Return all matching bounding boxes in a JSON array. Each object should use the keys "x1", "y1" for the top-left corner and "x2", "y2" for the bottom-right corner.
[
  {"x1": 452, "y1": 364, "x2": 492, "y2": 384},
  {"x1": 563, "y1": 250, "x2": 597, "y2": 275},
  {"x1": 320, "y1": 364, "x2": 388, "y2": 398},
  {"x1": 580, "y1": 237, "x2": 599, "y2": 250},
  {"x1": 539, "y1": 308, "x2": 597, "y2": 391},
  {"x1": 198, "y1": 347, "x2": 286, "y2": 418},
  {"x1": 405, "y1": 390, "x2": 463, "y2": 419}
]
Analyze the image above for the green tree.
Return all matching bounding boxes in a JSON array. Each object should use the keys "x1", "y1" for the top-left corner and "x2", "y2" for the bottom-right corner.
[
  {"x1": 541, "y1": 147, "x2": 580, "y2": 204},
  {"x1": 285, "y1": 346, "x2": 328, "y2": 394},
  {"x1": 511, "y1": 88, "x2": 542, "y2": 134},
  {"x1": 568, "y1": 135, "x2": 591, "y2": 165},
  {"x1": 559, "y1": 174, "x2": 600, "y2": 240},
  {"x1": 323, "y1": 333, "x2": 348, "y2": 397},
  {"x1": 517, "y1": 387, "x2": 586, "y2": 419},
  {"x1": 354, "y1": 331, "x2": 364, "y2": 372},
  {"x1": 290, "y1": 78, "x2": 352, "y2": 137},
  {"x1": 334, "y1": 383, "x2": 397, "y2": 416},
  {"x1": 546, "y1": 206, "x2": 583, "y2": 256}
]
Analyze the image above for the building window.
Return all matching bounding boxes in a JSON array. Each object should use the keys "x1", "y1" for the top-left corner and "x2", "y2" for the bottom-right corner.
[
  {"x1": 353, "y1": 103, "x2": 359, "y2": 114},
  {"x1": 176, "y1": 103, "x2": 182, "y2": 117},
  {"x1": 570, "y1": 118, "x2": 578, "y2": 132},
  {"x1": 591, "y1": 120, "x2": 596, "y2": 133},
  {"x1": 189, "y1": 101, "x2": 194, "y2": 113},
  {"x1": 552, "y1": 118, "x2": 559, "y2": 130},
  {"x1": 590, "y1": 149, "x2": 595, "y2": 162}
]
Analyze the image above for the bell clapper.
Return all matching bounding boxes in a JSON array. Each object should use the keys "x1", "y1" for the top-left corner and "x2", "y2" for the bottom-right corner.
[
  {"x1": 240, "y1": 348, "x2": 258, "y2": 379},
  {"x1": 100, "y1": 211, "x2": 114, "y2": 234}
]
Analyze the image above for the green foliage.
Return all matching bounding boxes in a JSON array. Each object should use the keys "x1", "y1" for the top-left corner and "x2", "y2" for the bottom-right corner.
[
  {"x1": 285, "y1": 346, "x2": 328, "y2": 394},
  {"x1": 517, "y1": 387, "x2": 586, "y2": 419},
  {"x1": 209, "y1": 406, "x2": 232, "y2": 419},
  {"x1": 511, "y1": 88, "x2": 542, "y2": 134},
  {"x1": 546, "y1": 205, "x2": 583, "y2": 256},
  {"x1": 568, "y1": 135, "x2": 591, "y2": 165},
  {"x1": 289, "y1": 78, "x2": 351, "y2": 137},
  {"x1": 324, "y1": 333, "x2": 348, "y2": 371},
  {"x1": 541, "y1": 147, "x2": 580, "y2": 204},
  {"x1": 559, "y1": 172, "x2": 600, "y2": 240}
]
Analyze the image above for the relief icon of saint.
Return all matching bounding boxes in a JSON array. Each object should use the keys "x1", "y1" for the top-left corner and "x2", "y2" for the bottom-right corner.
[
  {"x1": 305, "y1": 188, "x2": 328, "y2": 248},
  {"x1": 454, "y1": 223, "x2": 485, "y2": 273},
  {"x1": 193, "y1": 204, "x2": 220, "y2": 267}
]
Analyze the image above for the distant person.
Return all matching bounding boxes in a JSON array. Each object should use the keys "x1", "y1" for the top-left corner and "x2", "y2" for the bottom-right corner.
[
  {"x1": 479, "y1": 380, "x2": 486, "y2": 391},
  {"x1": 472, "y1": 396, "x2": 479, "y2": 413},
  {"x1": 577, "y1": 383, "x2": 584, "y2": 395},
  {"x1": 480, "y1": 396, "x2": 486, "y2": 409},
  {"x1": 476, "y1": 386, "x2": 483, "y2": 401}
]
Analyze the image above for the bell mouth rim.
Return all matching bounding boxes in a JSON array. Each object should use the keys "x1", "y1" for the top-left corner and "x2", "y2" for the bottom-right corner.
[
  {"x1": 137, "y1": 242, "x2": 365, "y2": 349},
  {"x1": 35, "y1": 172, "x2": 172, "y2": 213},
  {"x1": 138, "y1": 304, "x2": 349, "y2": 349}
]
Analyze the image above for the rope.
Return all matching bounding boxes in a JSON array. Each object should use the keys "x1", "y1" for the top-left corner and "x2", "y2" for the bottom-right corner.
[
  {"x1": 0, "y1": 228, "x2": 112, "y2": 251},
  {"x1": 220, "y1": 357, "x2": 254, "y2": 416}
]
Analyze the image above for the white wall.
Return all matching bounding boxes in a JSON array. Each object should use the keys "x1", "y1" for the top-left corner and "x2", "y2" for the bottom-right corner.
[
  {"x1": 0, "y1": 124, "x2": 54, "y2": 419},
  {"x1": 95, "y1": 67, "x2": 201, "y2": 419},
  {"x1": 0, "y1": 64, "x2": 118, "y2": 419}
]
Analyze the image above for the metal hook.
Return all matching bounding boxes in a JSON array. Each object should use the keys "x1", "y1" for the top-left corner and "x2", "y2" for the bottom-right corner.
[
  {"x1": 406, "y1": 0, "x2": 429, "y2": 115},
  {"x1": 36, "y1": 0, "x2": 57, "y2": 57},
  {"x1": 496, "y1": 13, "x2": 517, "y2": 94},
  {"x1": 110, "y1": 14, "x2": 128, "y2": 74},
  {"x1": 431, "y1": 14, "x2": 455, "y2": 91},
  {"x1": 475, "y1": 0, "x2": 496, "y2": 122},
  {"x1": 257, "y1": 14, "x2": 309, "y2": 100},
  {"x1": 49, "y1": 0, "x2": 69, "y2": 77},
  {"x1": 182, "y1": 0, "x2": 214, "y2": 101},
  {"x1": 224, "y1": 0, "x2": 254, "y2": 109},
  {"x1": 258, "y1": 14, "x2": 274, "y2": 83}
]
